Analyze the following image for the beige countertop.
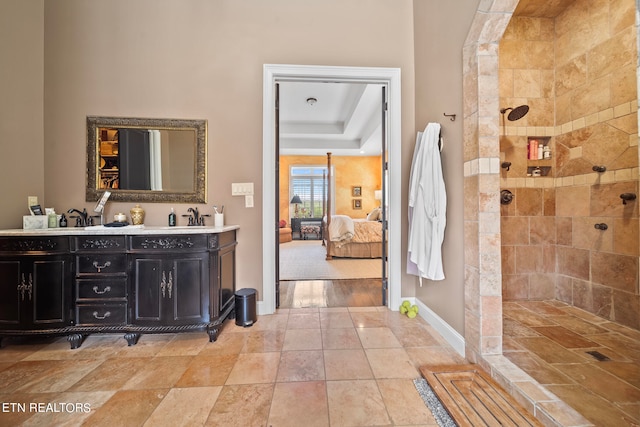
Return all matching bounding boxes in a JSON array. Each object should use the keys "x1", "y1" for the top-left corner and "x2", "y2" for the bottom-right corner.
[{"x1": 0, "y1": 225, "x2": 239, "y2": 236}]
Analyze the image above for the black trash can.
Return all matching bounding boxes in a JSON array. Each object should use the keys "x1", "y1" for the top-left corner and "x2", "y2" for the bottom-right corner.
[{"x1": 235, "y1": 288, "x2": 257, "y2": 327}]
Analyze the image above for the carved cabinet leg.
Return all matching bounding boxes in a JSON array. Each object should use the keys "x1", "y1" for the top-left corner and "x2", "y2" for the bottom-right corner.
[
  {"x1": 207, "y1": 327, "x2": 219, "y2": 342},
  {"x1": 68, "y1": 334, "x2": 87, "y2": 349},
  {"x1": 124, "y1": 333, "x2": 140, "y2": 346}
]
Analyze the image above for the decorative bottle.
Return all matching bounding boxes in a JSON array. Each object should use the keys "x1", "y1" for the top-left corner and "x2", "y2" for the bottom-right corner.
[{"x1": 168, "y1": 208, "x2": 176, "y2": 226}]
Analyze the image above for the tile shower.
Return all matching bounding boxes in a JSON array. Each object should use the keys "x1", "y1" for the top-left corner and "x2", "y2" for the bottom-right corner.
[{"x1": 499, "y1": 0, "x2": 639, "y2": 331}]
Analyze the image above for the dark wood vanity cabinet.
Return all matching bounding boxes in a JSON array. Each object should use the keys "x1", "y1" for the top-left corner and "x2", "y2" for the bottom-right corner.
[
  {"x1": 0, "y1": 237, "x2": 72, "y2": 330},
  {"x1": 0, "y1": 229, "x2": 237, "y2": 348}
]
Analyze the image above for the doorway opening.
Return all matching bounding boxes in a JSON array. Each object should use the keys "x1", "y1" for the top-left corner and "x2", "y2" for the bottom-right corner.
[
  {"x1": 262, "y1": 64, "x2": 401, "y2": 315},
  {"x1": 278, "y1": 81, "x2": 385, "y2": 308}
]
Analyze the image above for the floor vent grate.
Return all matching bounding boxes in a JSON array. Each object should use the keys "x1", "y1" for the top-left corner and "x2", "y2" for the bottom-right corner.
[{"x1": 586, "y1": 350, "x2": 610, "y2": 361}]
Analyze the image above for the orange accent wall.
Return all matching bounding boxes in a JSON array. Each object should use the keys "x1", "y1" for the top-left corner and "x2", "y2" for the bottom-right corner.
[{"x1": 279, "y1": 155, "x2": 382, "y2": 224}]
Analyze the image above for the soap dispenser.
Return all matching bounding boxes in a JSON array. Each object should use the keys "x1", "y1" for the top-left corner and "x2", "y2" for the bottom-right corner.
[
  {"x1": 59, "y1": 213, "x2": 67, "y2": 228},
  {"x1": 168, "y1": 208, "x2": 176, "y2": 227}
]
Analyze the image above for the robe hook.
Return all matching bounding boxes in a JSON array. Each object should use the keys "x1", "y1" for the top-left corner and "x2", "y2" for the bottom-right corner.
[{"x1": 443, "y1": 113, "x2": 456, "y2": 121}]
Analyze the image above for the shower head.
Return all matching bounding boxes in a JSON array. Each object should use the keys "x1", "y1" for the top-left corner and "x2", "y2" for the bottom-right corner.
[{"x1": 500, "y1": 105, "x2": 529, "y2": 121}]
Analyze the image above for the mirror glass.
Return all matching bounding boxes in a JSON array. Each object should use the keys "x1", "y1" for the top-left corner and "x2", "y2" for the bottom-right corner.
[{"x1": 86, "y1": 116, "x2": 207, "y2": 203}]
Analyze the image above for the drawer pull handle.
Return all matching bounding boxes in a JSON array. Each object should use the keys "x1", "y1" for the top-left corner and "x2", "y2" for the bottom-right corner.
[
  {"x1": 92, "y1": 311, "x2": 111, "y2": 320},
  {"x1": 92, "y1": 261, "x2": 111, "y2": 272},
  {"x1": 92, "y1": 286, "x2": 111, "y2": 295}
]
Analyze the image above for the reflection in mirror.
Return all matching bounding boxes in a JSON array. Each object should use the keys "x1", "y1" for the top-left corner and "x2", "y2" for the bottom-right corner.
[{"x1": 87, "y1": 116, "x2": 207, "y2": 203}]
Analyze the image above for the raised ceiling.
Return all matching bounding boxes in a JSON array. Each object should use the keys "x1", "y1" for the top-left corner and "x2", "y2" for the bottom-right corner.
[{"x1": 278, "y1": 81, "x2": 384, "y2": 157}]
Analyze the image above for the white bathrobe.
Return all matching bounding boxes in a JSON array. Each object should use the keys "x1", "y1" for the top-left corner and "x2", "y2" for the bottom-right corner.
[{"x1": 407, "y1": 123, "x2": 446, "y2": 281}]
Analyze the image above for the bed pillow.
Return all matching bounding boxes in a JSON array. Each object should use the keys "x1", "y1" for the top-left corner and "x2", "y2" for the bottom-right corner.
[{"x1": 367, "y1": 208, "x2": 381, "y2": 221}]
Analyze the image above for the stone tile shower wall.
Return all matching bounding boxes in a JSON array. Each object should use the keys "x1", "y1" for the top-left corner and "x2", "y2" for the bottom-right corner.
[{"x1": 499, "y1": 1, "x2": 640, "y2": 330}]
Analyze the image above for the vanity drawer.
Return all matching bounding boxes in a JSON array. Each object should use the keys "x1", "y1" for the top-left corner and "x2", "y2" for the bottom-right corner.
[
  {"x1": 76, "y1": 278, "x2": 127, "y2": 300},
  {"x1": 76, "y1": 304, "x2": 127, "y2": 326},
  {"x1": 72, "y1": 236, "x2": 125, "y2": 252},
  {"x1": 76, "y1": 254, "x2": 127, "y2": 274}
]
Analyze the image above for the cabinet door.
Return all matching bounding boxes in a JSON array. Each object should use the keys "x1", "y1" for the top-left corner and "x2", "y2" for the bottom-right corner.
[
  {"x1": 169, "y1": 254, "x2": 208, "y2": 323},
  {"x1": 132, "y1": 256, "x2": 164, "y2": 323},
  {"x1": 0, "y1": 257, "x2": 71, "y2": 328},
  {"x1": 0, "y1": 260, "x2": 22, "y2": 325},
  {"x1": 131, "y1": 253, "x2": 208, "y2": 325},
  {"x1": 30, "y1": 256, "x2": 71, "y2": 326}
]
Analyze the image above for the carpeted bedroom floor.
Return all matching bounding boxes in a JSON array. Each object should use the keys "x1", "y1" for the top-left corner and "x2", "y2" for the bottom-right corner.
[{"x1": 279, "y1": 240, "x2": 382, "y2": 281}]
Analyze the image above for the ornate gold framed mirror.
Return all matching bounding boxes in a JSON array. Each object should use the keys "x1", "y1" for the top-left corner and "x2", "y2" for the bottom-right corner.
[{"x1": 86, "y1": 116, "x2": 207, "y2": 203}]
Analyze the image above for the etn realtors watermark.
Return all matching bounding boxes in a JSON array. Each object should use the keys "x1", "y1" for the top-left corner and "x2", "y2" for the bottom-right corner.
[{"x1": 2, "y1": 402, "x2": 91, "y2": 413}]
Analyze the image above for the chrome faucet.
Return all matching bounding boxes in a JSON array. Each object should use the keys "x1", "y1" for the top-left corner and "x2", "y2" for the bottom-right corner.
[{"x1": 67, "y1": 208, "x2": 90, "y2": 227}]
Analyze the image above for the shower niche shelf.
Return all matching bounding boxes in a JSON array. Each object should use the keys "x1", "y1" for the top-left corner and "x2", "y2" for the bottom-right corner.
[
  {"x1": 526, "y1": 136, "x2": 552, "y2": 177},
  {"x1": 527, "y1": 165, "x2": 552, "y2": 177},
  {"x1": 527, "y1": 136, "x2": 552, "y2": 161}
]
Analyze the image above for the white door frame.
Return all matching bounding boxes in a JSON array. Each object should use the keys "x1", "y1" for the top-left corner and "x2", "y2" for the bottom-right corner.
[{"x1": 261, "y1": 64, "x2": 401, "y2": 314}]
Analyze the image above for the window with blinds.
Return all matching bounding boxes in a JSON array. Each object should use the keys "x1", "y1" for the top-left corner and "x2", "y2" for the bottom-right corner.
[{"x1": 290, "y1": 165, "x2": 332, "y2": 218}]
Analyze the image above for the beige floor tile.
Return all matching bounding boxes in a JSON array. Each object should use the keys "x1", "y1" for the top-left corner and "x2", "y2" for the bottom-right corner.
[
  {"x1": 321, "y1": 327, "x2": 362, "y2": 349},
  {"x1": 122, "y1": 356, "x2": 193, "y2": 390},
  {"x1": 155, "y1": 332, "x2": 210, "y2": 356},
  {"x1": 287, "y1": 311, "x2": 321, "y2": 329},
  {"x1": 324, "y1": 349, "x2": 373, "y2": 380},
  {"x1": 557, "y1": 363, "x2": 640, "y2": 404},
  {"x1": 268, "y1": 381, "x2": 329, "y2": 427},
  {"x1": 69, "y1": 357, "x2": 152, "y2": 391},
  {"x1": 17, "y1": 359, "x2": 103, "y2": 393},
  {"x1": 204, "y1": 384, "x2": 273, "y2": 427},
  {"x1": 377, "y1": 378, "x2": 438, "y2": 425},
  {"x1": 546, "y1": 384, "x2": 634, "y2": 427},
  {"x1": 365, "y1": 348, "x2": 419, "y2": 379},
  {"x1": 405, "y1": 347, "x2": 466, "y2": 367},
  {"x1": 0, "y1": 339, "x2": 58, "y2": 363},
  {"x1": 320, "y1": 311, "x2": 355, "y2": 329},
  {"x1": 350, "y1": 311, "x2": 388, "y2": 328},
  {"x1": 357, "y1": 327, "x2": 402, "y2": 348},
  {"x1": 225, "y1": 352, "x2": 280, "y2": 384},
  {"x1": 175, "y1": 353, "x2": 238, "y2": 387},
  {"x1": 82, "y1": 388, "x2": 168, "y2": 427},
  {"x1": 143, "y1": 386, "x2": 222, "y2": 427},
  {"x1": 240, "y1": 329, "x2": 285, "y2": 353},
  {"x1": 391, "y1": 325, "x2": 443, "y2": 348},
  {"x1": 514, "y1": 336, "x2": 588, "y2": 364},
  {"x1": 282, "y1": 328, "x2": 322, "y2": 350},
  {"x1": 22, "y1": 390, "x2": 115, "y2": 427},
  {"x1": 326, "y1": 379, "x2": 391, "y2": 426},
  {"x1": 276, "y1": 350, "x2": 325, "y2": 382},
  {"x1": 198, "y1": 331, "x2": 246, "y2": 355}
]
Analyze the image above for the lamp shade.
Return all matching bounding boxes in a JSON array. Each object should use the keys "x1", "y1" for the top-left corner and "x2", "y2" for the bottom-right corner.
[{"x1": 290, "y1": 195, "x2": 302, "y2": 204}]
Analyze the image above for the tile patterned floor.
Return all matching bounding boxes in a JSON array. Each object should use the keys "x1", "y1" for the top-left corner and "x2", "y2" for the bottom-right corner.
[
  {"x1": 0, "y1": 307, "x2": 465, "y2": 426},
  {"x1": 503, "y1": 300, "x2": 640, "y2": 427}
]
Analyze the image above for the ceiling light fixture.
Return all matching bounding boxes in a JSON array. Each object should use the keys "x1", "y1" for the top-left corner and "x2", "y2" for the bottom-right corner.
[{"x1": 306, "y1": 97, "x2": 317, "y2": 106}]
